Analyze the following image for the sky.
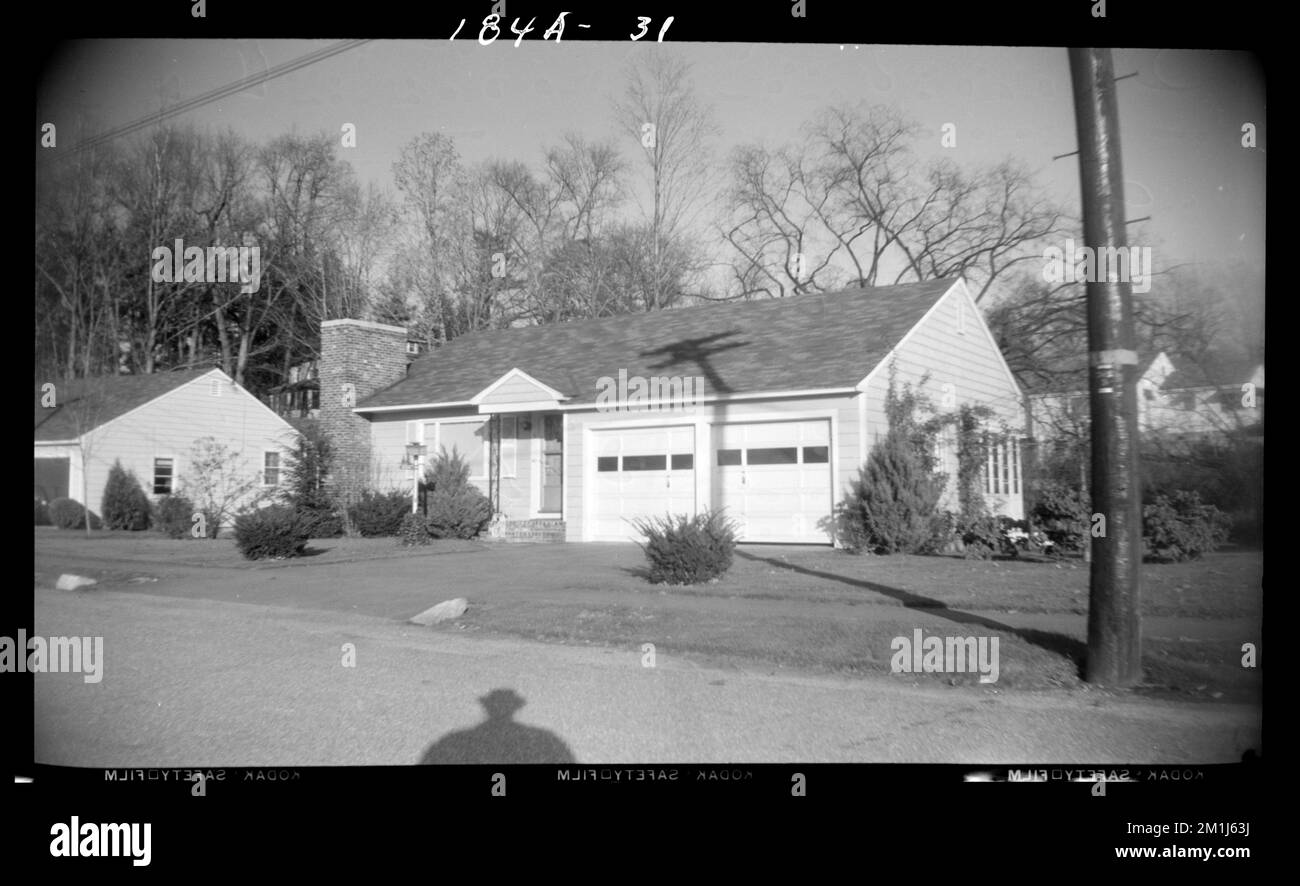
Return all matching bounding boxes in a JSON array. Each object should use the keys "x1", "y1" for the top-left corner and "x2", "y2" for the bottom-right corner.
[{"x1": 37, "y1": 40, "x2": 1266, "y2": 298}]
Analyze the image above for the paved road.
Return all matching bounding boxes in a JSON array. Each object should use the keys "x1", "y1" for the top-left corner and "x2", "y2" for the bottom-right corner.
[{"x1": 33, "y1": 586, "x2": 1260, "y2": 766}]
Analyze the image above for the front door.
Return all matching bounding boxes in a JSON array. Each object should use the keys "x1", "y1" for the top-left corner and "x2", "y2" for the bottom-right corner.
[{"x1": 540, "y1": 414, "x2": 563, "y2": 513}]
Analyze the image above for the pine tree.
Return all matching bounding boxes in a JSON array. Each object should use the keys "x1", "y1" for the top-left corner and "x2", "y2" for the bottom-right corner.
[{"x1": 846, "y1": 371, "x2": 945, "y2": 553}]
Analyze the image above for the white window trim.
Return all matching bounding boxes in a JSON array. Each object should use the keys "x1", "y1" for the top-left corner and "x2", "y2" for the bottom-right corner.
[
  {"x1": 153, "y1": 455, "x2": 177, "y2": 497},
  {"x1": 261, "y1": 450, "x2": 283, "y2": 488},
  {"x1": 426, "y1": 418, "x2": 490, "y2": 485}
]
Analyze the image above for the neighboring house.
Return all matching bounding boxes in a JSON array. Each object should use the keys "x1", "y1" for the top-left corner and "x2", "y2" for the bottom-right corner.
[
  {"x1": 1028, "y1": 350, "x2": 1265, "y2": 447},
  {"x1": 265, "y1": 337, "x2": 429, "y2": 421},
  {"x1": 34, "y1": 368, "x2": 300, "y2": 525},
  {"x1": 320, "y1": 278, "x2": 1029, "y2": 544},
  {"x1": 265, "y1": 360, "x2": 322, "y2": 420}
]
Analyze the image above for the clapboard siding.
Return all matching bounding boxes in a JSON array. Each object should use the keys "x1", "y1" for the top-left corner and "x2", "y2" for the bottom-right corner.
[
  {"x1": 66, "y1": 371, "x2": 298, "y2": 526},
  {"x1": 479, "y1": 374, "x2": 556, "y2": 405},
  {"x1": 861, "y1": 283, "x2": 1027, "y2": 517}
]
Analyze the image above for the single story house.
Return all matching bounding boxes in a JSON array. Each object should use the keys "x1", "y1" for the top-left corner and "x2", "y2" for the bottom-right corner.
[
  {"x1": 35, "y1": 368, "x2": 300, "y2": 524},
  {"x1": 322, "y1": 277, "x2": 1028, "y2": 544}
]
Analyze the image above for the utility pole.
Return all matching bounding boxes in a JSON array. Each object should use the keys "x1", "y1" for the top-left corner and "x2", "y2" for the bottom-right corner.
[{"x1": 1068, "y1": 48, "x2": 1143, "y2": 686}]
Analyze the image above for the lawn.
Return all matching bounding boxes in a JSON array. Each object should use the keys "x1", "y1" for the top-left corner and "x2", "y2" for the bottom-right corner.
[{"x1": 34, "y1": 528, "x2": 1262, "y2": 703}]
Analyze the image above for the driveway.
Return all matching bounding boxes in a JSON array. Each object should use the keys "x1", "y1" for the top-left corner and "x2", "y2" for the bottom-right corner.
[{"x1": 34, "y1": 586, "x2": 1263, "y2": 766}]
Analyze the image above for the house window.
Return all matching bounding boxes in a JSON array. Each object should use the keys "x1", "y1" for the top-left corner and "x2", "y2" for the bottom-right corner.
[
  {"x1": 747, "y1": 447, "x2": 798, "y2": 465},
  {"x1": 623, "y1": 455, "x2": 667, "y2": 471},
  {"x1": 153, "y1": 458, "x2": 174, "y2": 495},
  {"x1": 406, "y1": 341, "x2": 420, "y2": 355},
  {"x1": 983, "y1": 438, "x2": 1022, "y2": 496},
  {"x1": 434, "y1": 419, "x2": 488, "y2": 478},
  {"x1": 263, "y1": 452, "x2": 282, "y2": 486},
  {"x1": 803, "y1": 446, "x2": 829, "y2": 464},
  {"x1": 597, "y1": 456, "x2": 619, "y2": 472}
]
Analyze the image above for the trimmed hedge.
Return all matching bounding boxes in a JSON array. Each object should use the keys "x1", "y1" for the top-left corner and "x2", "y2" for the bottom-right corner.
[
  {"x1": 633, "y1": 509, "x2": 739, "y2": 585},
  {"x1": 48, "y1": 497, "x2": 100, "y2": 530},
  {"x1": 233, "y1": 506, "x2": 311, "y2": 560},
  {"x1": 102, "y1": 460, "x2": 152, "y2": 530}
]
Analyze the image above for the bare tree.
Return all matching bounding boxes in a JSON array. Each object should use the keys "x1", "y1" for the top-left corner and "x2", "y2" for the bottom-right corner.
[
  {"x1": 723, "y1": 103, "x2": 1065, "y2": 302},
  {"x1": 614, "y1": 53, "x2": 720, "y2": 311}
]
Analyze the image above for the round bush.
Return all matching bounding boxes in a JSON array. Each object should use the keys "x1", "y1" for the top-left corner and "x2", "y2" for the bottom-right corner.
[
  {"x1": 348, "y1": 490, "x2": 412, "y2": 537},
  {"x1": 155, "y1": 494, "x2": 198, "y2": 539},
  {"x1": 233, "y1": 506, "x2": 311, "y2": 560},
  {"x1": 633, "y1": 509, "x2": 739, "y2": 585},
  {"x1": 1143, "y1": 490, "x2": 1231, "y2": 562},
  {"x1": 48, "y1": 497, "x2": 100, "y2": 530}
]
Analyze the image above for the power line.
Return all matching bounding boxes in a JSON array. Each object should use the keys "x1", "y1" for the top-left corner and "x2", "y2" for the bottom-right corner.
[{"x1": 56, "y1": 39, "x2": 371, "y2": 159}]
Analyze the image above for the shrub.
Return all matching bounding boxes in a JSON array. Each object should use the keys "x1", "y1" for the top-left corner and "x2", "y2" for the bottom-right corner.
[
  {"x1": 1031, "y1": 481, "x2": 1090, "y2": 554},
  {"x1": 842, "y1": 437, "x2": 945, "y2": 554},
  {"x1": 101, "y1": 460, "x2": 153, "y2": 530},
  {"x1": 155, "y1": 494, "x2": 198, "y2": 539},
  {"x1": 233, "y1": 505, "x2": 311, "y2": 560},
  {"x1": 1143, "y1": 490, "x2": 1231, "y2": 563},
  {"x1": 279, "y1": 422, "x2": 343, "y2": 538},
  {"x1": 398, "y1": 511, "x2": 430, "y2": 547},
  {"x1": 424, "y1": 449, "x2": 493, "y2": 539},
  {"x1": 35, "y1": 498, "x2": 51, "y2": 526},
  {"x1": 921, "y1": 510, "x2": 959, "y2": 555},
  {"x1": 298, "y1": 506, "x2": 345, "y2": 539},
  {"x1": 48, "y1": 497, "x2": 100, "y2": 530},
  {"x1": 633, "y1": 509, "x2": 740, "y2": 585},
  {"x1": 956, "y1": 514, "x2": 1004, "y2": 559},
  {"x1": 348, "y1": 490, "x2": 412, "y2": 537},
  {"x1": 838, "y1": 374, "x2": 945, "y2": 554}
]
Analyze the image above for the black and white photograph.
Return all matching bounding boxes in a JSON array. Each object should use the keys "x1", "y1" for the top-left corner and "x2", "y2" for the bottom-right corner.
[{"x1": 25, "y1": 7, "x2": 1265, "y2": 863}]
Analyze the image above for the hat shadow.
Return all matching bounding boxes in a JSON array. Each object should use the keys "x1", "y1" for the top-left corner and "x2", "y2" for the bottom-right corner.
[{"x1": 419, "y1": 688, "x2": 576, "y2": 765}]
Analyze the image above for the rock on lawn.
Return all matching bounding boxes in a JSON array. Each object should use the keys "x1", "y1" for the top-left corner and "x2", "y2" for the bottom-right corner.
[
  {"x1": 56, "y1": 574, "x2": 98, "y2": 591},
  {"x1": 409, "y1": 598, "x2": 469, "y2": 625}
]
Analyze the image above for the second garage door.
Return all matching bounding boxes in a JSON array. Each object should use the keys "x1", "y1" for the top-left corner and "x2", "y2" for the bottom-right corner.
[{"x1": 711, "y1": 420, "x2": 833, "y2": 543}]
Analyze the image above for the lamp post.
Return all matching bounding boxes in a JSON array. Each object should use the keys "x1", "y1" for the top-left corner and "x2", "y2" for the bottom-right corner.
[{"x1": 405, "y1": 442, "x2": 427, "y2": 514}]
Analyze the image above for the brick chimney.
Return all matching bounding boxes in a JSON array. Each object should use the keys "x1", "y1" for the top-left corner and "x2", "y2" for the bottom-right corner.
[{"x1": 319, "y1": 319, "x2": 409, "y2": 503}]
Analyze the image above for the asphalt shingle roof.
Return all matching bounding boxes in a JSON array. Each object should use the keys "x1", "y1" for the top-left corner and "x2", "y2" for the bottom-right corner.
[
  {"x1": 34, "y1": 369, "x2": 216, "y2": 442},
  {"x1": 359, "y1": 278, "x2": 959, "y2": 409}
]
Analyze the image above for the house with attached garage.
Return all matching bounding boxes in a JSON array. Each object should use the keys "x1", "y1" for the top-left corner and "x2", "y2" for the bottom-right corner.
[
  {"x1": 320, "y1": 277, "x2": 1028, "y2": 544},
  {"x1": 34, "y1": 368, "x2": 300, "y2": 524}
]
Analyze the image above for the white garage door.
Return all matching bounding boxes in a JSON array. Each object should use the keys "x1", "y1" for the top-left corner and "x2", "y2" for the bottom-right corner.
[
  {"x1": 591, "y1": 426, "x2": 696, "y2": 541},
  {"x1": 712, "y1": 420, "x2": 832, "y2": 543}
]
